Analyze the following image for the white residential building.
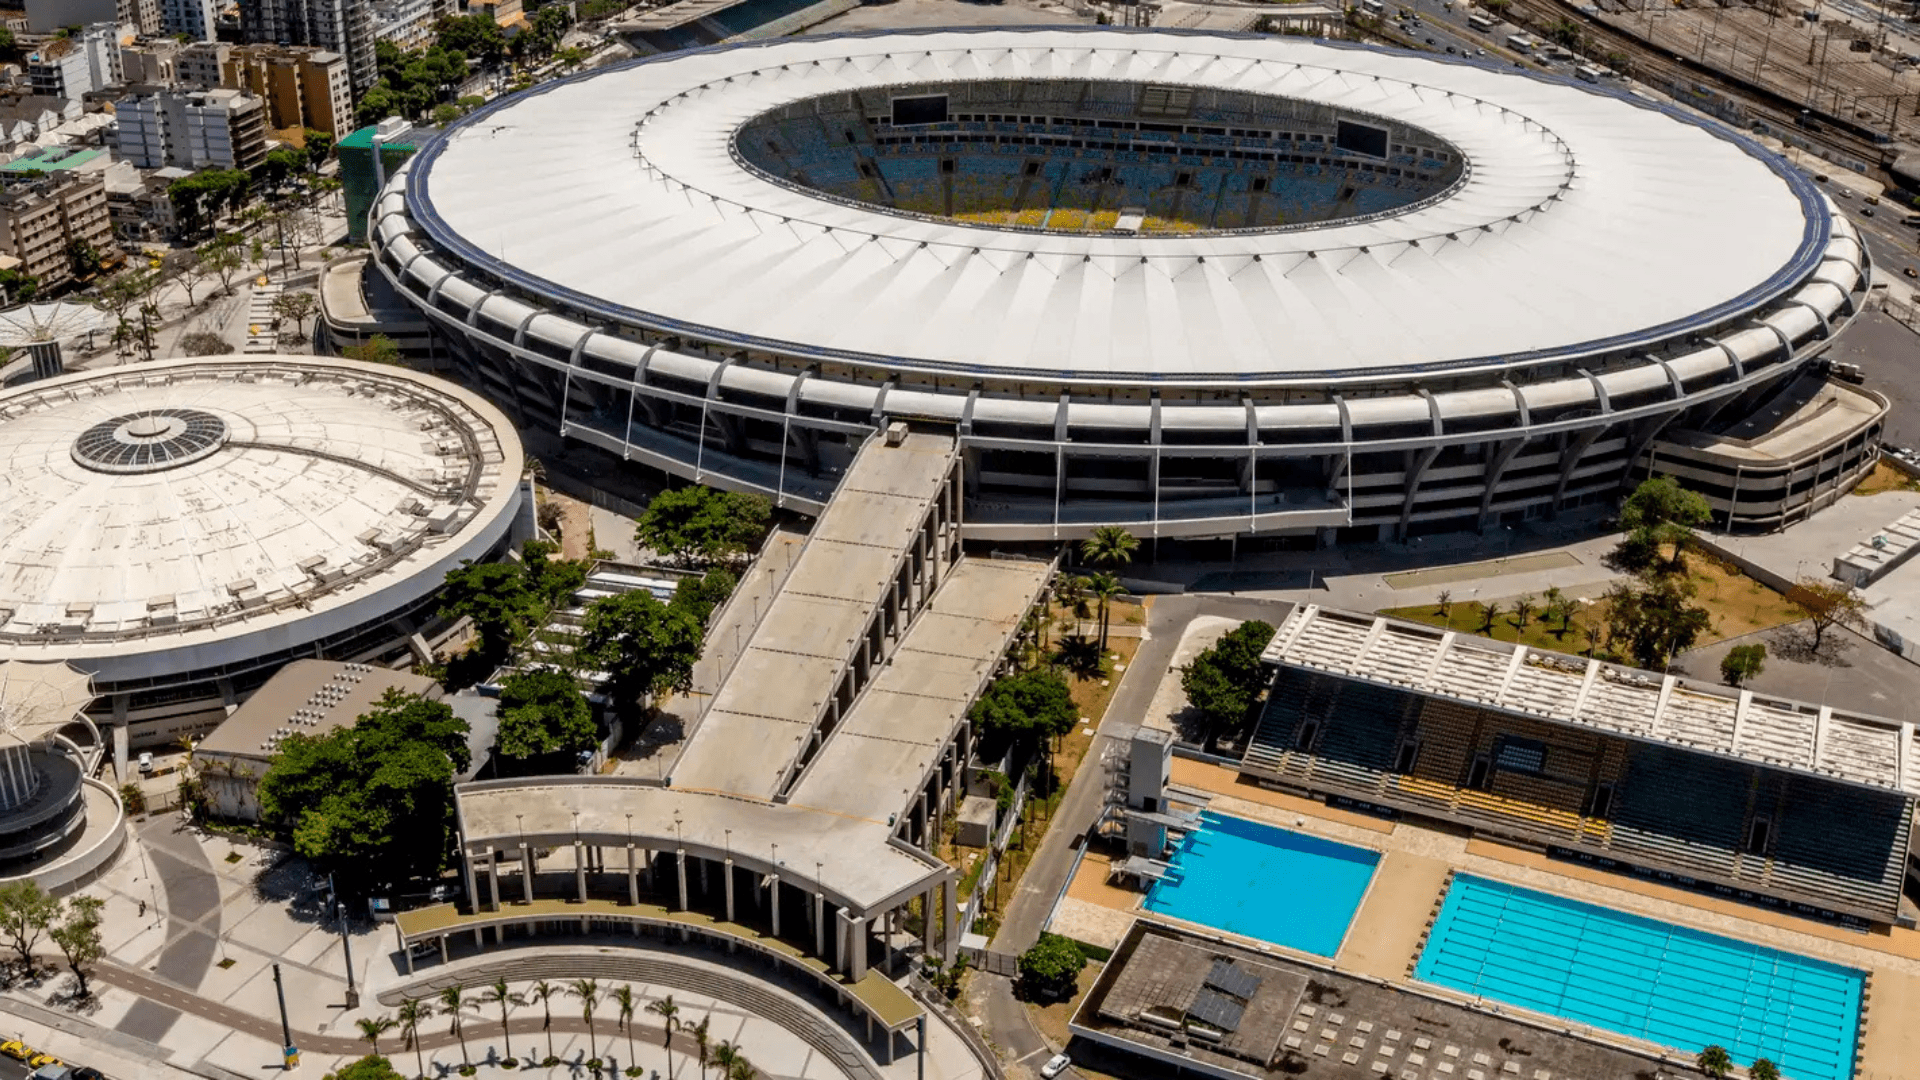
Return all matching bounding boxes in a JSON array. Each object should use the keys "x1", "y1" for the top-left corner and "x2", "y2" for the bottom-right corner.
[
  {"x1": 159, "y1": 0, "x2": 218, "y2": 41},
  {"x1": 114, "y1": 87, "x2": 266, "y2": 171},
  {"x1": 26, "y1": 23, "x2": 122, "y2": 99}
]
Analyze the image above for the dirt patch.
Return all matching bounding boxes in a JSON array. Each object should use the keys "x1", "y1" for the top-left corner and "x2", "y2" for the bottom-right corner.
[
  {"x1": 536, "y1": 486, "x2": 595, "y2": 561},
  {"x1": 1851, "y1": 459, "x2": 1920, "y2": 497},
  {"x1": 1028, "y1": 964, "x2": 1101, "y2": 1051}
]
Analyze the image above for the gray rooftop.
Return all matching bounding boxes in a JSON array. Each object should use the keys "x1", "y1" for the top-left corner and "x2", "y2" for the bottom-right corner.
[
  {"x1": 197, "y1": 659, "x2": 440, "y2": 761},
  {"x1": 1264, "y1": 605, "x2": 1920, "y2": 796}
]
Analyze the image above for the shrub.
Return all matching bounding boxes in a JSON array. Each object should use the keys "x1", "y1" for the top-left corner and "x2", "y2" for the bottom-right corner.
[
  {"x1": 1017, "y1": 933, "x2": 1085, "y2": 1002},
  {"x1": 1719, "y1": 642, "x2": 1766, "y2": 686}
]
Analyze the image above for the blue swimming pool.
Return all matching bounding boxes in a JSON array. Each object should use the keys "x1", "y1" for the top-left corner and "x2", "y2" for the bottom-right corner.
[
  {"x1": 1415, "y1": 876, "x2": 1863, "y2": 1080},
  {"x1": 1143, "y1": 812, "x2": 1379, "y2": 956}
]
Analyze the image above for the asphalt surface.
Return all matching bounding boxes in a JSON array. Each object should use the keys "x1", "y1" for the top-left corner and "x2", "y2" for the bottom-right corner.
[{"x1": 1822, "y1": 309, "x2": 1920, "y2": 447}]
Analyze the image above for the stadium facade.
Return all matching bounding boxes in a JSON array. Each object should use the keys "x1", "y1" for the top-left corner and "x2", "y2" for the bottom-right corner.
[
  {"x1": 364, "y1": 28, "x2": 1880, "y2": 541},
  {"x1": 0, "y1": 357, "x2": 524, "y2": 748}
]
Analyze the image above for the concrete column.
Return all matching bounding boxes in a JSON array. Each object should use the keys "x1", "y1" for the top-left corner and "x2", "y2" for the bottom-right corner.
[
  {"x1": 643, "y1": 847, "x2": 654, "y2": 889},
  {"x1": 769, "y1": 874, "x2": 781, "y2": 937},
  {"x1": 835, "y1": 907, "x2": 851, "y2": 972},
  {"x1": 574, "y1": 842, "x2": 587, "y2": 902},
  {"x1": 814, "y1": 891, "x2": 826, "y2": 957},
  {"x1": 520, "y1": 844, "x2": 534, "y2": 903},
  {"x1": 920, "y1": 888, "x2": 934, "y2": 955},
  {"x1": 724, "y1": 858, "x2": 736, "y2": 923},
  {"x1": 942, "y1": 877, "x2": 959, "y2": 962},
  {"x1": 676, "y1": 849, "x2": 689, "y2": 910},
  {"x1": 461, "y1": 848, "x2": 477, "y2": 909},
  {"x1": 486, "y1": 849, "x2": 501, "y2": 911},
  {"x1": 627, "y1": 843, "x2": 640, "y2": 906},
  {"x1": 847, "y1": 912, "x2": 869, "y2": 981}
]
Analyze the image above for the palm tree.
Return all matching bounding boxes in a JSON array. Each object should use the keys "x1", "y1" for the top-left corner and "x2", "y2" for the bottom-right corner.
[
  {"x1": 1513, "y1": 593, "x2": 1535, "y2": 629},
  {"x1": 397, "y1": 997, "x2": 431, "y2": 1080},
  {"x1": 1081, "y1": 524, "x2": 1139, "y2": 570},
  {"x1": 610, "y1": 984, "x2": 637, "y2": 1072},
  {"x1": 645, "y1": 994, "x2": 680, "y2": 1079},
  {"x1": 439, "y1": 984, "x2": 470, "y2": 1069},
  {"x1": 1696, "y1": 1045, "x2": 1733, "y2": 1079},
  {"x1": 726, "y1": 1056, "x2": 755, "y2": 1080},
  {"x1": 1086, "y1": 570, "x2": 1123, "y2": 650},
  {"x1": 710, "y1": 1041, "x2": 743, "y2": 1080},
  {"x1": 530, "y1": 979, "x2": 559, "y2": 1063},
  {"x1": 480, "y1": 977, "x2": 521, "y2": 1062},
  {"x1": 1480, "y1": 600, "x2": 1502, "y2": 635},
  {"x1": 1436, "y1": 589, "x2": 1452, "y2": 620},
  {"x1": 569, "y1": 978, "x2": 601, "y2": 1062},
  {"x1": 356, "y1": 1015, "x2": 397, "y2": 1054},
  {"x1": 1749, "y1": 1059, "x2": 1781, "y2": 1080},
  {"x1": 690, "y1": 1017, "x2": 710, "y2": 1079}
]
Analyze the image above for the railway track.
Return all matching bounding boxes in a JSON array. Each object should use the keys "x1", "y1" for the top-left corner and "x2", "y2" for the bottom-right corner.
[{"x1": 1506, "y1": 0, "x2": 1897, "y2": 175}]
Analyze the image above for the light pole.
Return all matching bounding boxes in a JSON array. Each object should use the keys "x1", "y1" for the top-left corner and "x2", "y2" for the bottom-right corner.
[
  {"x1": 273, "y1": 962, "x2": 297, "y2": 1069},
  {"x1": 330, "y1": 873, "x2": 358, "y2": 1008}
]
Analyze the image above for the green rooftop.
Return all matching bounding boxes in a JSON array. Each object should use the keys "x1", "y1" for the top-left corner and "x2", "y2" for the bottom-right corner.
[
  {"x1": 1, "y1": 148, "x2": 105, "y2": 174},
  {"x1": 339, "y1": 125, "x2": 419, "y2": 151}
]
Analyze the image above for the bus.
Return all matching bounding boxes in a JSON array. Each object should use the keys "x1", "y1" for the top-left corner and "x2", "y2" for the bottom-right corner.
[
  {"x1": 1507, "y1": 33, "x2": 1536, "y2": 52},
  {"x1": 1576, "y1": 63, "x2": 1604, "y2": 82},
  {"x1": 1360, "y1": 0, "x2": 1385, "y2": 15},
  {"x1": 1467, "y1": 11, "x2": 1496, "y2": 30}
]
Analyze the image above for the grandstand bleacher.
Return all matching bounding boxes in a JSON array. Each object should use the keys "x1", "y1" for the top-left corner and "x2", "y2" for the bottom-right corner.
[
  {"x1": 1241, "y1": 665, "x2": 1915, "y2": 925},
  {"x1": 730, "y1": 79, "x2": 1464, "y2": 236}
]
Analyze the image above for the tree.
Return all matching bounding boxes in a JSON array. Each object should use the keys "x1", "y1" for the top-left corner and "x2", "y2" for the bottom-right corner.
[
  {"x1": 495, "y1": 667, "x2": 595, "y2": 763},
  {"x1": 256, "y1": 690, "x2": 471, "y2": 891},
  {"x1": 645, "y1": 994, "x2": 679, "y2": 1079},
  {"x1": 1513, "y1": 593, "x2": 1535, "y2": 629},
  {"x1": 355, "y1": 1015, "x2": 398, "y2": 1054},
  {"x1": 577, "y1": 589, "x2": 704, "y2": 713},
  {"x1": 0, "y1": 268, "x2": 38, "y2": 303},
  {"x1": 305, "y1": 128, "x2": 336, "y2": 169},
  {"x1": 1181, "y1": 620, "x2": 1277, "y2": 746},
  {"x1": 173, "y1": 251, "x2": 207, "y2": 307},
  {"x1": 1696, "y1": 1045, "x2": 1733, "y2": 1079},
  {"x1": 1748, "y1": 1059, "x2": 1781, "y2": 1080},
  {"x1": 1547, "y1": 16, "x2": 1581, "y2": 47},
  {"x1": 433, "y1": 103, "x2": 462, "y2": 126},
  {"x1": 0, "y1": 881, "x2": 60, "y2": 972},
  {"x1": 1016, "y1": 933, "x2": 1084, "y2": 1001},
  {"x1": 1085, "y1": 570, "x2": 1124, "y2": 649},
  {"x1": 439, "y1": 984, "x2": 470, "y2": 1068},
  {"x1": 440, "y1": 560, "x2": 539, "y2": 661},
  {"x1": 396, "y1": 997, "x2": 431, "y2": 1078},
  {"x1": 689, "y1": 1016, "x2": 710, "y2": 1079},
  {"x1": 178, "y1": 330, "x2": 234, "y2": 355},
  {"x1": 1081, "y1": 524, "x2": 1139, "y2": 569},
  {"x1": 1787, "y1": 577, "x2": 1869, "y2": 653},
  {"x1": 480, "y1": 978, "x2": 520, "y2": 1061},
  {"x1": 569, "y1": 978, "x2": 601, "y2": 1063},
  {"x1": 199, "y1": 236, "x2": 245, "y2": 296},
  {"x1": 635, "y1": 486, "x2": 771, "y2": 567},
  {"x1": 669, "y1": 568, "x2": 737, "y2": 627},
  {"x1": 48, "y1": 895, "x2": 103, "y2": 998},
  {"x1": 1435, "y1": 589, "x2": 1452, "y2": 619},
  {"x1": 1603, "y1": 576, "x2": 1711, "y2": 670},
  {"x1": 531, "y1": 980, "x2": 560, "y2": 1063},
  {"x1": 522, "y1": 539, "x2": 587, "y2": 610},
  {"x1": 67, "y1": 240, "x2": 102, "y2": 282},
  {"x1": 1720, "y1": 642, "x2": 1767, "y2": 686},
  {"x1": 273, "y1": 291, "x2": 318, "y2": 343},
  {"x1": 1480, "y1": 601, "x2": 1502, "y2": 634},
  {"x1": 610, "y1": 984, "x2": 637, "y2": 1073},
  {"x1": 710, "y1": 1042, "x2": 744, "y2": 1080},
  {"x1": 437, "y1": 13, "x2": 507, "y2": 65},
  {"x1": 343, "y1": 334, "x2": 402, "y2": 365},
  {"x1": 1619, "y1": 476, "x2": 1712, "y2": 572},
  {"x1": 258, "y1": 146, "x2": 308, "y2": 190},
  {"x1": 326, "y1": 1056, "x2": 407, "y2": 1080},
  {"x1": 969, "y1": 668, "x2": 1078, "y2": 786}
]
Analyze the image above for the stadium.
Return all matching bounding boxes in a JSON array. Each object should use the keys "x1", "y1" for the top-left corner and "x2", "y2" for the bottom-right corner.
[
  {"x1": 363, "y1": 27, "x2": 1883, "y2": 541},
  {"x1": 0, "y1": 356, "x2": 524, "y2": 749}
]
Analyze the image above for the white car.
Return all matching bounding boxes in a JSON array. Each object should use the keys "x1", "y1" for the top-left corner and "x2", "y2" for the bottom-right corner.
[
  {"x1": 1039, "y1": 1054, "x2": 1072, "y2": 1079},
  {"x1": 137, "y1": 751, "x2": 154, "y2": 774}
]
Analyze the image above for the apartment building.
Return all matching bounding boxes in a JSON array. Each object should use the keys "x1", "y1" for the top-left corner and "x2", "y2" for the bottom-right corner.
[
  {"x1": 24, "y1": 0, "x2": 157, "y2": 34},
  {"x1": 182, "y1": 42, "x2": 349, "y2": 133},
  {"x1": 26, "y1": 24, "x2": 122, "y2": 100},
  {"x1": 0, "y1": 174, "x2": 114, "y2": 289},
  {"x1": 120, "y1": 37, "x2": 183, "y2": 84},
  {"x1": 238, "y1": 0, "x2": 376, "y2": 94},
  {"x1": 160, "y1": 0, "x2": 219, "y2": 41},
  {"x1": 116, "y1": 87, "x2": 268, "y2": 171}
]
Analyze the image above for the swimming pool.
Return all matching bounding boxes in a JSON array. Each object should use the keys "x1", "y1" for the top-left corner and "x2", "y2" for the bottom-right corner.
[
  {"x1": 1415, "y1": 875, "x2": 1863, "y2": 1080},
  {"x1": 1143, "y1": 812, "x2": 1379, "y2": 956}
]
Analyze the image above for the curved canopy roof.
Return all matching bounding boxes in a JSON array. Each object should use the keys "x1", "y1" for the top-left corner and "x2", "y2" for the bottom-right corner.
[{"x1": 406, "y1": 27, "x2": 1826, "y2": 384}]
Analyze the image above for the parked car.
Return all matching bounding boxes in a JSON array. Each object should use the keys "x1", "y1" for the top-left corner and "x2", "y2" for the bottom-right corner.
[
  {"x1": 25, "y1": 1051, "x2": 62, "y2": 1069},
  {"x1": 0, "y1": 1040, "x2": 30, "y2": 1061},
  {"x1": 1040, "y1": 1054, "x2": 1073, "y2": 1079},
  {"x1": 137, "y1": 752, "x2": 153, "y2": 774}
]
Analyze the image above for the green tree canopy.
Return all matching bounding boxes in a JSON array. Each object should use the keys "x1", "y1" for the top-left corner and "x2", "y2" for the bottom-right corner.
[
  {"x1": 495, "y1": 667, "x2": 595, "y2": 763},
  {"x1": 522, "y1": 539, "x2": 588, "y2": 610},
  {"x1": 1080, "y1": 524, "x2": 1139, "y2": 568},
  {"x1": 436, "y1": 13, "x2": 506, "y2": 64},
  {"x1": 439, "y1": 560, "x2": 538, "y2": 659},
  {"x1": 670, "y1": 567, "x2": 737, "y2": 627},
  {"x1": 326, "y1": 1056, "x2": 407, "y2": 1080},
  {"x1": 303, "y1": 128, "x2": 335, "y2": 168},
  {"x1": 1719, "y1": 642, "x2": 1766, "y2": 686},
  {"x1": 635, "y1": 486, "x2": 771, "y2": 567},
  {"x1": 49, "y1": 894, "x2": 104, "y2": 998},
  {"x1": 257, "y1": 690, "x2": 471, "y2": 891},
  {"x1": 0, "y1": 881, "x2": 60, "y2": 970},
  {"x1": 1618, "y1": 475, "x2": 1712, "y2": 570},
  {"x1": 1016, "y1": 934, "x2": 1085, "y2": 1001},
  {"x1": 1181, "y1": 620, "x2": 1276, "y2": 744},
  {"x1": 968, "y1": 668, "x2": 1078, "y2": 754},
  {"x1": 577, "y1": 590, "x2": 704, "y2": 713},
  {"x1": 1604, "y1": 576, "x2": 1712, "y2": 671}
]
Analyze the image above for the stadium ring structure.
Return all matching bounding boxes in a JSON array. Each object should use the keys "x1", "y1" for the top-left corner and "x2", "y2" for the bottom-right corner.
[
  {"x1": 365, "y1": 27, "x2": 1882, "y2": 541},
  {"x1": 0, "y1": 356, "x2": 524, "y2": 748}
]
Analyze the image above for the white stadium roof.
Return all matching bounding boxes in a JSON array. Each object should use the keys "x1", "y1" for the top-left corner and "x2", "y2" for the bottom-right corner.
[
  {"x1": 404, "y1": 28, "x2": 1828, "y2": 384},
  {"x1": 0, "y1": 357, "x2": 523, "y2": 685}
]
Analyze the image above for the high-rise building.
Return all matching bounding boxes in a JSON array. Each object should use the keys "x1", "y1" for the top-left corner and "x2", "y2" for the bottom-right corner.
[
  {"x1": 187, "y1": 43, "x2": 351, "y2": 134},
  {"x1": 115, "y1": 88, "x2": 268, "y2": 172},
  {"x1": 238, "y1": 0, "x2": 375, "y2": 94},
  {"x1": 120, "y1": 37, "x2": 183, "y2": 84},
  {"x1": 159, "y1": 0, "x2": 218, "y2": 41},
  {"x1": 23, "y1": 0, "x2": 155, "y2": 34},
  {"x1": 0, "y1": 174, "x2": 113, "y2": 289},
  {"x1": 25, "y1": 24, "x2": 121, "y2": 100},
  {"x1": 338, "y1": 117, "x2": 414, "y2": 242}
]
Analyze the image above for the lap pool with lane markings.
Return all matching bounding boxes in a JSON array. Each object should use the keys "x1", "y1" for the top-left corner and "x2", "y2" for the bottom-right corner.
[{"x1": 1414, "y1": 875, "x2": 1863, "y2": 1080}]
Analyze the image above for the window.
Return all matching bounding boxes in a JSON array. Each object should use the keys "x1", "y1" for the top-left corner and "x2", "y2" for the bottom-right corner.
[{"x1": 1466, "y1": 753, "x2": 1491, "y2": 791}]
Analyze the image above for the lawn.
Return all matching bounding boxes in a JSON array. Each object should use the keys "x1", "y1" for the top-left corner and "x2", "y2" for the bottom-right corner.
[
  {"x1": 1379, "y1": 550, "x2": 1805, "y2": 661},
  {"x1": 1851, "y1": 459, "x2": 1920, "y2": 497}
]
